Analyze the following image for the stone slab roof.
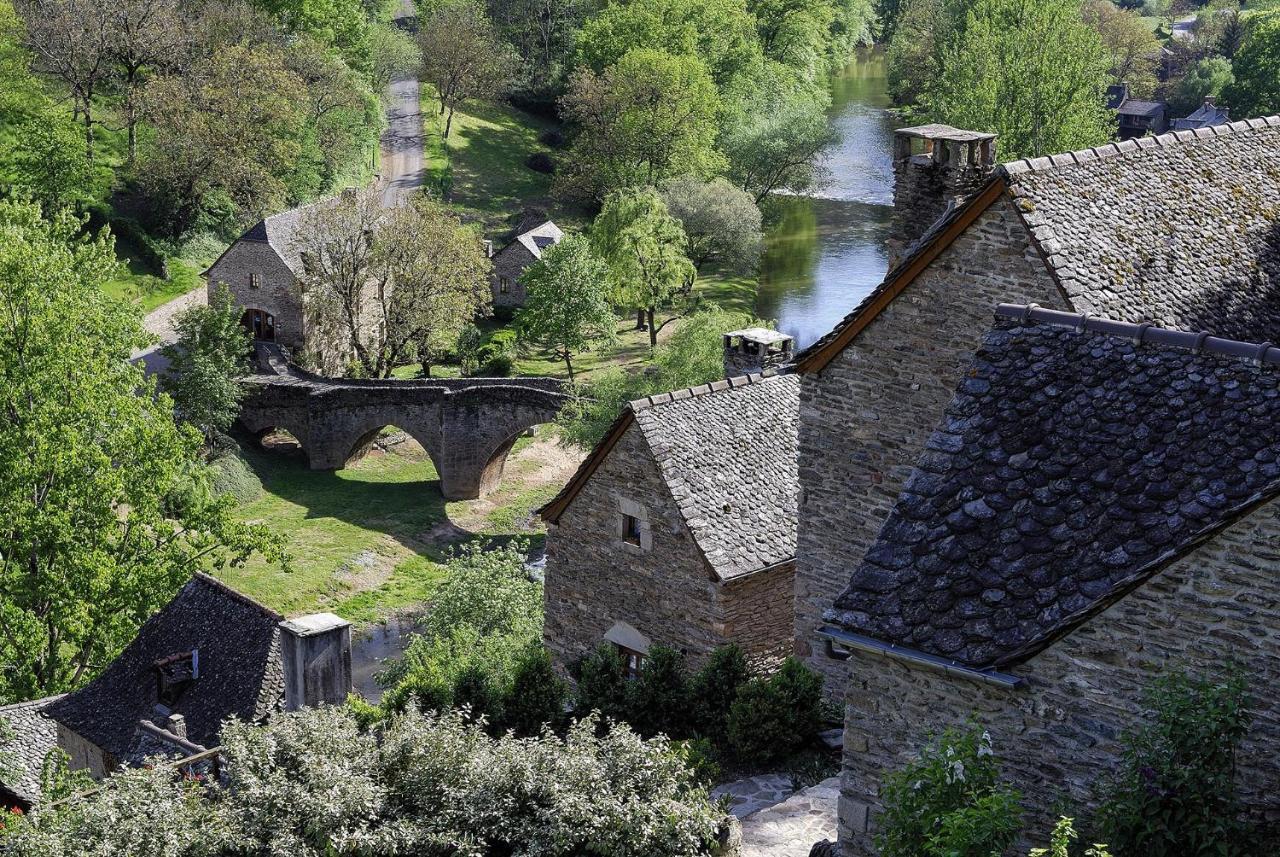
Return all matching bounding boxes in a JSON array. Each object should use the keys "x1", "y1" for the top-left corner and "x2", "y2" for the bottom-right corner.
[
  {"x1": 0, "y1": 694, "x2": 64, "y2": 806},
  {"x1": 796, "y1": 116, "x2": 1280, "y2": 373},
  {"x1": 1115, "y1": 98, "x2": 1165, "y2": 117},
  {"x1": 542, "y1": 372, "x2": 800, "y2": 580},
  {"x1": 828, "y1": 305, "x2": 1280, "y2": 669},
  {"x1": 632, "y1": 373, "x2": 800, "y2": 579},
  {"x1": 513, "y1": 220, "x2": 563, "y2": 259},
  {"x1": 46, "y1": 574, "x2": 285, "y2": 762},
  {"x1": 897, "y1": 124, "x2": 996, "y2": 142}
]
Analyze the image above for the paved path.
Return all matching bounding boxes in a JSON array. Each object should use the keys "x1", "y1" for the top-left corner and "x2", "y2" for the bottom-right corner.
[
  {"x1": 1171, "y1": 14, "x2": 1196, "y2": 42},
  {"x1": 738, "y1": 777, "x2": 840, "y2": 857},
  {"x1": 714, "y1": 774, "x2": 799, "y2": 820},
  {"x1": 130, "y1": 284, "x2": 208, "y2": 375},
  {"x1": 381, "y1": 0, "x2": 426, "y2": 207}
]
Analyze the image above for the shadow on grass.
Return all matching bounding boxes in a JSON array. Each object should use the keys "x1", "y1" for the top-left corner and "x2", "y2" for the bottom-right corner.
[{"x1": 446, "y1": 100, "x2": 555, "y2": 216}]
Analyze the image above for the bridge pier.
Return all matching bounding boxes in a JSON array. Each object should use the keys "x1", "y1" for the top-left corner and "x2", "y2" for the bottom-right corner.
[{"x1": 237, "y1": 366, "x2": 570, "y2": 501}]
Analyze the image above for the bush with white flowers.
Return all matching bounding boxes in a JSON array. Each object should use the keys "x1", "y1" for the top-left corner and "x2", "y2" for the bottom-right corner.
[
  {"x1": 7, "y1": 705, "x2": 728, "y2": 857},
  {"x1": 875, "y1": 724, "x2": 1023, "y2": 857}
]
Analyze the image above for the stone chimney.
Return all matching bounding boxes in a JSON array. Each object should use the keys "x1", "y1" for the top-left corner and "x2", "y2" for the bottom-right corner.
[
  {"x1": 888, "y1": 125, "x2": 997, "y2": 266},
  {"x1": 723, "y1": 328, "x2": 794, "y2": 377},
  {"x1": 279, "y1": 613, "x2": 353, "y2": 711}
]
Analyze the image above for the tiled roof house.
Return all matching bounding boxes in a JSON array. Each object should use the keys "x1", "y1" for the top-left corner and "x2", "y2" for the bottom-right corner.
[
  {"x1": 791, "y1": 117, "x2": 1280, "y2": 696},
  {"x1": 0, "y1": 695, "x2": 65, "y2": 810},
  {"x1": 826, "y1": 306, "x2": 1280, "y2": 850},
  {"x1": 490, "y1": 220, "x2": 564, "y2": 310},
  {"x1": 541, "y1": 370, "x2": 800, "y2": 672}
]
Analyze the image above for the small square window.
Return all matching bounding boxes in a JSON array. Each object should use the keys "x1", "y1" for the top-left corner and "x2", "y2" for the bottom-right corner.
[
  {"x1": 616, "y1": 644, "x2": 644, "y2": 680},
  {"x1": 621, "y1": 513, "x2": 641, "y2": 546},
  {"x1": 249, "y1": 273, "x2": 262, "y2": 289}
]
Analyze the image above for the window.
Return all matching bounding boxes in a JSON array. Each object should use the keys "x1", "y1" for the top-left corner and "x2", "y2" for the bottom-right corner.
[
  {"x1": 499, "y1": 276, "x2": 510, "y2": 294},
  {"x1": 616, "y1": 644, "x2": 644, "y2": 680},
  {"x1": 621, "y1": 513, "x2": 641, "y2": 546},
  {"x1": 249, "y1": 272, "x2": 262, "y2": 289}
]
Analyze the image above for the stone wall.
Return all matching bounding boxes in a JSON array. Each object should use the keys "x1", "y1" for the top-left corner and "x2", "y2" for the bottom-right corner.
[
  {"x1": 206, "y1": 241, "x2": 305, "y2": 352},
  {"x1": 794, "y1": 196, "x2": 1069, "y2": 696},
  {"x1": 56, "y1": 723, "x2": 113, "y2": 780},
  {"x1": 544, "y1": 422, "x2": 727, "y2": 672},
  {"x1": 835, "y1": 497, "x2": 1280, "y2": 854},
  {"x1": 722, "y1": 562, "x2": 796, "y2": 671},
  {"x1": 491, "y1": 243, "x2": 536, "y2": 309}
]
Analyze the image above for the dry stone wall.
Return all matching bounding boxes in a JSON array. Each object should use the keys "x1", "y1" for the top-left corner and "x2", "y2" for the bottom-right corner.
[
  {"x1": 835, "y1": 497, "x2": 1280, "y2": 854},
  {"x1": 794, "y1": 196, "x2": 1070, "y2": 696}
]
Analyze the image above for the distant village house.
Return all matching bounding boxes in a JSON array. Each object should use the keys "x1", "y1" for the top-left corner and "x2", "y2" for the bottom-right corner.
[{"x1": 488, "y1": 220, "x2": 563, "y2": 310}]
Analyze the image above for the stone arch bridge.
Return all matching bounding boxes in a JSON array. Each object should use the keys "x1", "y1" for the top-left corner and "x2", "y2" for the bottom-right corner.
[{"x1": 239, "y1": 346, "x2": 572, "y2": 500}]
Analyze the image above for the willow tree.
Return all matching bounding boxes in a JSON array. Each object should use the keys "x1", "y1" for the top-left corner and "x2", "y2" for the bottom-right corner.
[
  {"x1": 0, "y1": 201, "x2": 279, "y2": 702},
  {"x1": 591, "y1": 186, "x2": 695, "y2": 348}
]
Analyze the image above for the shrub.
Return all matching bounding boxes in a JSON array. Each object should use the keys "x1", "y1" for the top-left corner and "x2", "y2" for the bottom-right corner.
[
  {"x1": 875, "y1": 725, "x2": 1022, "y2": 857},
  {"x1": 689, "y1": 645, "x2": 751, "y2": 743},
  {"x1": 726, "y1": 657, "x2": 822, "y2": 765},
  {"x1": 1097, "y1": 667, "x2": 1252, "y2": 857},
  {"x1": 208, "y1": 451, "x2": 262, "y2": 503},
  {"x1": 525, "y1": 152, "x2": 556, "y2": 174},
  {"x1": 481, "y1": 351, "x2": 514, "y2": 376},
  {"x1": 538, "y1": 128, "x2": 566, "y2": 148},
  {"x1": 1029, "y1": 817, "x2": 1112, "y2": 857},
  {"x1": 575, "y1": 643, "x2": 629, "y2": 720},
  {"x1": 500, "y1": 644, "x2": 568, "y2": 737},
  {"x1": 624, "y1": 645, "x2": 692, "y2": 739}
]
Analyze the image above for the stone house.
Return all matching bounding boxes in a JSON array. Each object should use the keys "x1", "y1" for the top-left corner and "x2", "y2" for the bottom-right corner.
[
  {"x1": 1173, "y1": 95, "x2": 1231, "y2": 131},
  {"x1": 540, "y1": 366, "x2": 800, "y2": 674},
  {"x1": 489, "y1": 220, "x2": 563, "y2": 310},
  {"x1": 823, "y1": 305, "x2": 1280, "y2": 850},
  {"x1": 791, "y1": 117, "x2": 1280, "y2": 697},
  {"x1": 0, "y1": 574, "x2": 355, "y2": 790},
  {"x1": 0, "y1": 695, "x2": 65, "y2": 811},
  {"x1": 1106, "y1": 83, "x2": 1169, "y2": 139}
]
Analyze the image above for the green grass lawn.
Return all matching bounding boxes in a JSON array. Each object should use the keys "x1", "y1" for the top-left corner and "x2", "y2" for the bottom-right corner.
[{"x1": 216, "y1": 426, "x2": 577, "y2": 621}]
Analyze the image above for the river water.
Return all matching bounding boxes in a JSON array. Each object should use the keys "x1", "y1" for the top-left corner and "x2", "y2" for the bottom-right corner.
[{"x1": 756, "y1": 49, "x2": 896, "y2": 349}]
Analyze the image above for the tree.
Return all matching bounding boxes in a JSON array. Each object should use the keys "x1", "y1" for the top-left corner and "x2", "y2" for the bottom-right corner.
[
  {"x1": 367, "y1": 20, "x2": 420, "y2": 93},
  {"x1": 749, "y1": 0, "x2": 837, "y2": 73},
  {"x1": 285, "y1": 35, "x2": 379, "y2": 193},
  {"x1": 418, "y1": 1, "x2": 513, "y2": 141},
  {"x1": 13, "y1": 0, "x2": 113, "y2": 162},
  {"x1": 591, "y1": 186, "x2": 696, "y2": 348},
  {"x1": 922, "y1": 0, "x2": 1112, "y2": 160},
  {"x1": 662, "y1": 176, "x2": 763, "y2": 273},
  {"x1": 1224, "y1": 14, "x2": 1280, "y2": 119},
  {"x1": 721, "y1": 62, "x2": 838, "y2": 201},
  {"x1": 105, "y1": 0, "x2": 187, "y2": 166},
  {"x1": 139, "y1": 42, "x2": 307, "y2": 233},
  {"x1": 575, "y1": 0, "x2": 762, "y2": 86},
  {"x1": 559, "y1": 49, "x2": 723, "y2": 200},
  {"x1": 1168, "y1": 55, "x2": 1234, "y2": 116},
  {"x1": 486, "y1": 0, "x2": 592, "y2": 103},
  {"x1": 1082, "y1": 0, "x2": 1161, "y2": 98},
  {"x1": 159, "y1": 285, "x2": 252, "y2": 446},
  {"x1": 885, "y1": 0, "x2": 967, "y2": 107},
  {"x1": 517, "y1": 234, "x2": 617, "y2": 380},
  {"x1": 0, "y1": 200, "x2": 278, "y2": 702},
  {"x1": 295, "y1": 190, "x2": 491, "y2": 378},
  {"x1": 375, "y1": 197, "x2": 492, "y2": 377}
]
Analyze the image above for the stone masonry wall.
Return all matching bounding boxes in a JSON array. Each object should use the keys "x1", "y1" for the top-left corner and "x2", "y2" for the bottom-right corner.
[
  {"x1": 206, "y1": 241, "x2": 306, "y2": 352},
  {"x1": 795, "y1": 196, "x2": 1070, "y2": 697},
  {"x1": 544, "y1": 422, "x2": 727, "y2": 673},
  {"x1": 491, "y1": 243, "x2": 535, "y2": 309},
  {"x1": 722, "y1": 562, "x2": 796, "y2": 671},
  {"x1": 836, "y1": 497, "x2": 1280, "y2": 854},
  {"x1": 888, "y1": 156, "x2": 993, "y2": 264}
]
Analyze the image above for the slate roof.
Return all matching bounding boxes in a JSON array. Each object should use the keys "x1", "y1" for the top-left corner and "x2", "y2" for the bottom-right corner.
[
  {"x1": 512, "y1": 220, "x2": 563, "y2": 259},
  {"x1": 797, "y1": 116, "x2": 1280, "y2": 372},
  {"x1": 46, "y1": 574, "x2": 285, "y2": 763},
  {"x1": 542, "y1": 372, "x2": 800, "y2": 580},
  {"x1": 828, "y1": 305, "x2": 1280, "y2": 669},
  {"x1": 0, "y1": 695, "x2": 64, "y2": 807},
  {"x1": 1115, "y1": 98, "x2": 1165, "y2": 118},
  {"x1": 1173, "y1": 100, "x2": 1231, "y2": 130}
]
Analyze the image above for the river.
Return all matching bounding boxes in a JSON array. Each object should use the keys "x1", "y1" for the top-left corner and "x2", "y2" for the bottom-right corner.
[{"x1": 756, "y1": 49, "x2": 896, "y2": 349}]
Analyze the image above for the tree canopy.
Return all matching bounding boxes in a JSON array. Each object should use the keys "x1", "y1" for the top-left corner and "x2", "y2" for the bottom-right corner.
[
  {"x1": 419, "y1": 1, "x2": 514, "y2": 140},
  {"x1": 1224, "y1": 14, "x2": 1280, "y2": 119},
  {"x1": 517, "y1": 234, "x2": 617, "y2": 381},
  {"x1": 0, "y1": 200, "x2": 278, "y2": 702},
  {"x1": 661, "y1": 175, "x2": 763, "y2": 274}
]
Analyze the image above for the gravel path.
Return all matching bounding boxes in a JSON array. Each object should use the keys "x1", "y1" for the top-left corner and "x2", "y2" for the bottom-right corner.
[
  {"x1": 131, "y1": 284, "x2": 208, "y2": 374},
  {"x1": 380, "y1": 0, "x2": 426, "y2": 207}
]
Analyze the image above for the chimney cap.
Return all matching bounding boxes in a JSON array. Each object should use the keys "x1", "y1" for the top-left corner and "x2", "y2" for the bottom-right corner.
[
  {"x1": 724, "y1": 327, "x2": 793, "y2": 346},
  {"x1": 895, "y1": 124, "x2": 996, "y2": 143},
  {"x1": 280, "y1": 612, "x2": 350, "y2": 637}
]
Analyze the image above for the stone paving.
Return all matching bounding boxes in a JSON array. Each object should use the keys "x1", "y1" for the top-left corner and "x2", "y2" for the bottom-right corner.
[
  {"x1": 130, "y1": 284, "x2": 208, "y2": 375},
  {"x1": 739, "y1": 777, "x2": 839, "y2": 857},
  {"x1": 713, "y1": 774, "x2": 797, "y2": 819}
]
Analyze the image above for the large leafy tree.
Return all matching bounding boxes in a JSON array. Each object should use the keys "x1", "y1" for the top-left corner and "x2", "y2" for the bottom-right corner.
[
  {"x1": 559, "y1": 48, "x2": 723, "y2": 201},
  {"x1": 418, "y1": 1, "x2": 514, "y2": 141},
  {"x1": 517, "y1": 235, "x2": 617, "y2": 381},
  {"x1": 1224, "y1": 14, "x2": 1280, "y2": 119},
  {"x1": 575, "y1": 0, "x2": 762, "y2": 86},
  {"x1": 661, "y1": 176, "x2": 763, "y2": 274},
  {"x1": 106, "y1": 0, "x2": 187, "y2": 166},
  {"x1": 922, "y1": 0, "x2": 1112, "y2": 160},
  {"x1": 591, "y1": 186, "x2": 696, "y2": 348},
  {"x1": 1168, "y1": 56, "x2": 1234, "y2": 117},
  {"x1": 0, "y1": 201, "x2": 278, "y2": 702},
  {"x1": 1082, "y1": 0, "x2": 1161, "y2": 98},
  {"x1": 749, "y1": 0, "x2": 836, "y2": 72}
]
